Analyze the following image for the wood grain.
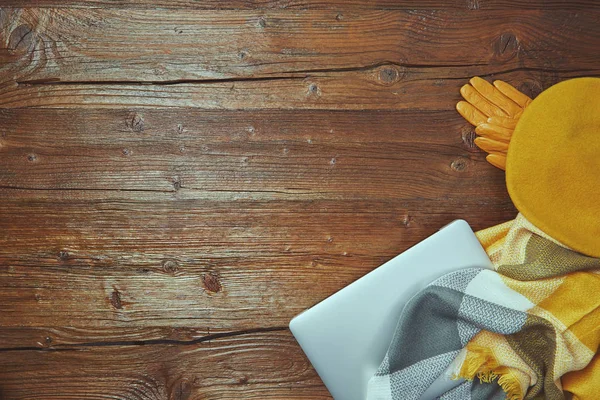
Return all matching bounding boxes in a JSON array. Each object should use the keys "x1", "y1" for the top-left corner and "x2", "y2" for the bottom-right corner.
[
  {"x1": 0, "y1": 330, "x2": 331, "y2": 400},
  {"x1": 0, "y1": 1, "x2": 598, "y2": 398},
  {"x1": 1, "y1": 0, "x2": 599, "y2": 10},
  {"x1": 0, "y1": 108, "x2": 516, "y2": 349},
  {"x1": 2, "y1": 68, "x2": 597, "y2": 109},
  {"x1": 0, "y1": 8, "x2": 598, "y2": 85},
  {"x1": 0, "y1": 108, "x2": 525, "y2": 194},
  {"x1": 1, "y1": 8, "x2": 598, "y2": 109}
]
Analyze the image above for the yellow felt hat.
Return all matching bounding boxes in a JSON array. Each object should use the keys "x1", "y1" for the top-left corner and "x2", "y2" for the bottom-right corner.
[{"x1": 506, "y1": 77, "x2": 600, "y2": 257}]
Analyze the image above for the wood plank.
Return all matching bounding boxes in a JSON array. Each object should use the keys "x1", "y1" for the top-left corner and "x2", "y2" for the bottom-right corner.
[
  {"x1": 1, "y1": 0, "x2": 599, "y2": 10},
  {"x1": 1, "y1": 5, "x2": 594, "y2": 398},
  {"x1": 0, "y1": 108, "x2": 516, "y2": 348},
  {"x1": 1, "y1": 8, "x2": 598, "y2": 84},
  {"x1": 0, "y1": 108, "x2": 509, "y2": 193},
  {"x1": 0, "y1": 199, "x2": 514, "y2": 341},
  {"x1": 0, "y1": 330, "x2": 331, "y2": 399},
  {"x1": 1, "y1": 68, "x2": 597, "y2": 109}
]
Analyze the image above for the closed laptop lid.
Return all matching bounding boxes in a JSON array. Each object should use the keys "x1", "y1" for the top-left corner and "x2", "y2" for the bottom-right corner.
[{"x1": 290, "y1": 220, "x2": 493, "y2": 400}]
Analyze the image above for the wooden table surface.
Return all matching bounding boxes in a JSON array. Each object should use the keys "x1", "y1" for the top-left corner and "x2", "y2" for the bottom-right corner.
[{"x1": 0, "y1": 1, "x2": 598, "y2": 399}]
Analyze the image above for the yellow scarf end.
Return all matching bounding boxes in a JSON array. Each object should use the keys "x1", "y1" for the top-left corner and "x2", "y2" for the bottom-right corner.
[{"x1": 456, "y1": 345, "x2": 523, "y2": 400}]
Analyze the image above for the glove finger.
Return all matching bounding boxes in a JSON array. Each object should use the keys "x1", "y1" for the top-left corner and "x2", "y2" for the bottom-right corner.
[
  {"x1": 470, "y1": 77, "x2": 523, "y2": 117},
  {"x1": 487, "y1": 116, "x2": 518, "y2": 130},
  {"x1": 474, "y1": 137, "x2": 509, "y2": 154},
  {"x1": 460, "y1": 84, "x2": 508, "y2": 117},
  {"x1": 493, "y1": 80, "x2": 533, "y2": 108},
  {"x1": 486, "y1": 153, "x2": 507, "y2": 170},
  {"x1": 475, "y1": 124, "x2": 512, "y2": 142},
  {"x1": 456, "y1": 101, "x2": 488, "y2": 126}
]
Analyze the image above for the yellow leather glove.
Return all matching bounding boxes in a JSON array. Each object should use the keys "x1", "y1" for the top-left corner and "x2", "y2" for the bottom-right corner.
[{"x1": 456, "y1": 77, "x2": 532, "y2": 170}]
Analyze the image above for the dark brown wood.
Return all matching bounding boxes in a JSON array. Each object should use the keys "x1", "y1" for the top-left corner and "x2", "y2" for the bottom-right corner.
[
  {"x1": 0, "y1": 1, "x2": 598, "y2": 398},
  {"x1": 0, "y1": 108, "x2": 516, "y2": 347},
  {"x1": 1, "y1": 8, "x2": 599, "y2": 84},
  {"x1": 1, "y1": 0, "x2": 599, "y2": 9},
  {"x1": 2, "y1": 68, "x2": 596, "y2": 109},
  {"x1": 0, "y1": 330, "x2": 332, "y2": 399},
  {"x1": 1, "y1": 7, "x2": 598, "y2": 109},
  {"x1": 0, "y1": 108, "x2": 534, "y2": 193}
]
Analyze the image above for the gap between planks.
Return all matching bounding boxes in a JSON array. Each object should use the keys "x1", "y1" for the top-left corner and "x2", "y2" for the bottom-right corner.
[
  {"x1": 14, "y1": 65, "x2": 598, "y2": 87},
  {"x1": 0, "y1": 326, "x2": 289, "y2": 353}
]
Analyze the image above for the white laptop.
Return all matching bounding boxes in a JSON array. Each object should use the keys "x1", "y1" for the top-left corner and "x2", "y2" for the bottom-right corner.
[{"x1": 289, "y1": 220, "x2": 493, "y2": 400}]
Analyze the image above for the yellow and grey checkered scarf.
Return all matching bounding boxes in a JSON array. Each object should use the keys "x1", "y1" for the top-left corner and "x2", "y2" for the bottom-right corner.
[
  {"x1": 367, "y1": 214, "x2": 600, "y2": 399},
  {"x1": 466, "y1": 214, "x2": 600, "y2": 399}
]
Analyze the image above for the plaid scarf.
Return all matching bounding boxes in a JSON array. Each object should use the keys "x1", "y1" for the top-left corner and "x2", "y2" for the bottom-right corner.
[{"x1": 367, "y1": 214, "x2": 600, "y2": 400}]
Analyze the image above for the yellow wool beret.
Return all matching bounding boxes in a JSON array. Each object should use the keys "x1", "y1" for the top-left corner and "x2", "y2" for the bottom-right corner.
[{"x1": 506, "y1": 77, "x2": 600, "y2": 257}]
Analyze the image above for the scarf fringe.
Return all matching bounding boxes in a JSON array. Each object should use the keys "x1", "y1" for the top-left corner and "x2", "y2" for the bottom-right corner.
[{"x1": 457, "y1": 345, "x2": 523, "y2": 400}]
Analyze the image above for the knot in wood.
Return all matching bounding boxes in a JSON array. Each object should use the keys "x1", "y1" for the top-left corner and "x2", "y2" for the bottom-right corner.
[
  {"x1": 379, "y1": 67, "x2": 398, "y2": 83},
  {"x1": 467, "y1": 0, "x2": 480, "y2": 10},
  {"x1": 493, "y1": 32, "x2": 519, "y2": 62},
  {"x1": 517, "y1": 80, "x2": 542, "y2": 99},
  {"x1": 162, "y1": 260, "x2": 179, "y2": 274},
  {"x1": 451, "y1": 158, "x2": 468, "y2": 172},
  {"x1": 376, "y1": 65, "x2": 403, "y2": 86},
  {"x1": 202, "y1": 273, "x2": 222, "y2": 294},
  {"x1": 461, "y1": 127, "x2": 477, "y2": 149},
  {"x1": 128, "y1": 113, "x2": 145, "y2": 132},
  {"x1": 238, "y1": 376, "x2": 249, "y2": 385},
  {"x1": 173, "y1": 177, "x2": 182, "y2": 191},
  {"x1": 110, "y1": 289, "x2": 123, "y2": 309},
  {"x1": 8, "y1": 24, "x2": 34, "y2": 52},
  {"x1": 169, "y1": 378, "x2": 192, "y2": 400}
]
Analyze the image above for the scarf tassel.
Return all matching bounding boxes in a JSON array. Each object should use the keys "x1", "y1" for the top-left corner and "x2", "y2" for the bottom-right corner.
[{"x1": 456, "y1": 345, "x2": 523, "y2": 400}]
